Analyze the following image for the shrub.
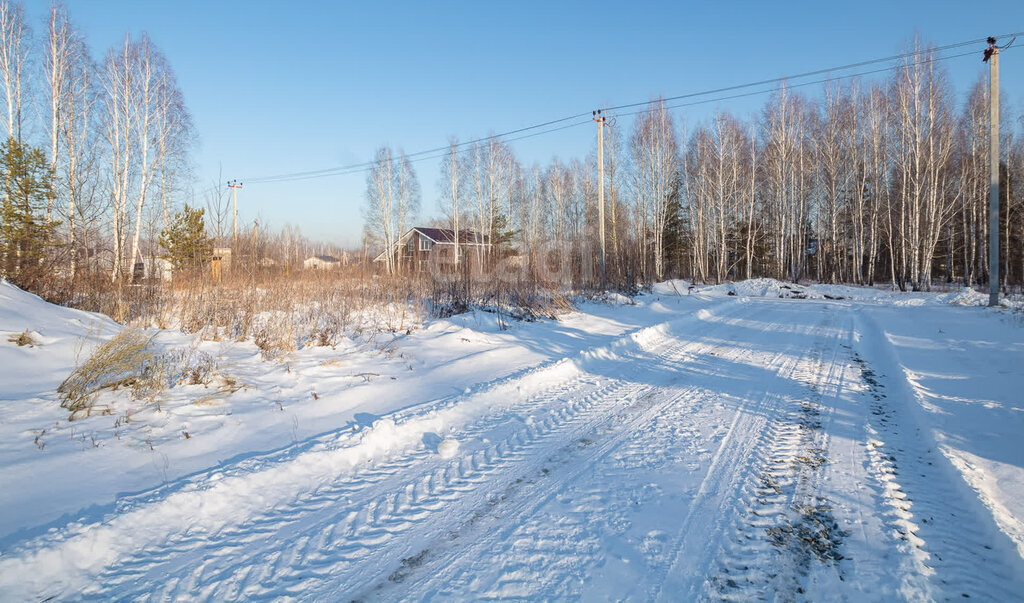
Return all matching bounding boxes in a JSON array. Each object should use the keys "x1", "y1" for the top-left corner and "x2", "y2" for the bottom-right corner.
[
  {"x1": 252, "y1": 313, "x2": 296, "y2": 360},
  {"x1": 58, "y1": 328, "x2": 157, "y2": 416}
]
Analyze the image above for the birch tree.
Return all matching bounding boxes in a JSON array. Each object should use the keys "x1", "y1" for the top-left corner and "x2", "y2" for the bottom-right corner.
[
  {"x1": 0, "y1": 0, "x2": 27, "y2": 142},
  {"x1": 394, "y1": 149, "x2": 420, "y2": 272},
  {"x1": 364, "y1": 146, "x2": 397, "y2": 275},
  {"x1": 101, "y1": 34, "x2": 136, "y2": 281},
  {"x1": 890, "y1": 42, "x2": 957, "y2": 290},
  {"x1": 45, "y1": 3, "x2": 94, "y2": 277},
  {"x1": 439, "y1": 139, "x2": 462, "y2": 267},
  {"x1": 630, "y1": 99, "x2": 679, "y2": 281}
]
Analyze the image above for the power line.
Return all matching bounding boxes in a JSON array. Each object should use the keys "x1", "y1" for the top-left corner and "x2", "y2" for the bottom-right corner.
[
  {"x1": 240, "y1": 32, "x2": 1022, "y2": 185},
  {"x1": 257, "y1": 50, "x2": 982, "y2": 184},
  {"x1": 615, "y1": 49, "x2": 985, "y2": 119},
  {"x1": 257, "y1": 118, "x2": 594, "y2": 184},
  {"x1": 604, "y1": 34, "x2": 1020, "y2": 113},
  {"x1": 245, "y1": 112, "x2": 591, "y2": 184}
]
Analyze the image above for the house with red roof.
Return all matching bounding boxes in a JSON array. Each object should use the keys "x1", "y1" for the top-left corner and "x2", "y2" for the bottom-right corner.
[{"x1": 372, "y1": 227, "x2": 490, "y2": 274}]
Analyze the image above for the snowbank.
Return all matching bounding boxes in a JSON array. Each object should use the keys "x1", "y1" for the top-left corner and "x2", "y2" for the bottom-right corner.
[
  {"x1": 0, "y1": 281, "x2": 120, "y2": 400},
  {"x1": 651, "y1": 280, "x2": 692, "y2": 296},
  {"x1": 651, "y1": 277, "x2": 1023, "y2": 308}
]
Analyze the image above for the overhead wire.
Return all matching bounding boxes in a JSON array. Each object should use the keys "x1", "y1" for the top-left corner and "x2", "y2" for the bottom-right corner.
[
  {"x1": 615, "y1": 49, "x2": 985, "y2": 119},
  {"x1": 244, "y1": 112, "x2": 591, "y2": 183},
  {"x1": 603, "y1": 33, "x2": 1020, "y2": 113},
  {"x1": 260, "y1": 118, "x2": 595, "y2": 184},
  {"x1": 239, "y1": 32, "x2": 1022, "y2": 185}
]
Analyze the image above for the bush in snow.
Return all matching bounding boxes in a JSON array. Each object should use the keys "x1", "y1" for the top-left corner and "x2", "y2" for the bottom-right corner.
[
  {"x1": 58, "y1": 329, "x2": 158, "y2": 416},
  {"x1": 58, "y1": 328, "x2": 217, "y2": 417}
]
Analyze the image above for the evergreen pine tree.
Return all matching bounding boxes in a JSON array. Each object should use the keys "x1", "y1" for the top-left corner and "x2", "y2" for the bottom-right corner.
[
  {"x1": 661, "y1": 178, "x2": 686, "y2": 279},
  {"x1": 489, "y1": 213, "x2": 517, "y2": 250},
  {"x1": 0, "y1": 136, "x2": 57, "y2": 289},
  {"x1": 159, "y1": 205, "x2": 213, "y2": 271}
]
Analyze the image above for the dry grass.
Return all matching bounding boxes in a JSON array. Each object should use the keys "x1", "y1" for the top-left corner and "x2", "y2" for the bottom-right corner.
[
  {"x1": 51, "y1": 269, "x2": 579, "y2": 374},
  {"x1": 37, "y1": 268, "x2": 585, "y2": 417},
  {"x1": 159, "y1": 272, "x2": 431, "y2": 350},
  {"x1": 58, "y1": 328, "x2": 157, "y2": 416},
  {"x1": 7, "y1": 329, "x2": 35, "y2": 347},
  {"x1": 58, "y1": 327, "x2": 218, "y2": 418},
  {"x1": 253, "y1": 313, "x2": 297, "y2": 360},
  {"x1": 61, "y1": 268, "x2": 577, "y2": 339}
]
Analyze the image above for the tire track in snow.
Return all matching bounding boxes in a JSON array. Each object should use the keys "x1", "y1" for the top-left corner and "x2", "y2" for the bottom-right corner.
[
  {"x1": 263, "y1": 314, "x2": 745, "y2": 601},
  {"x1": 162, "y1": 303, "x2": 745, "y2": 600},
  {"x1": 375, "y1": 376, "x2": 719, "y2": 598},
  {"x1": 0, "y1": 303, "x2": 744, "y2": 601},
  {"x1": 850, "y1": 312, "x2": 1024, "y2": 600},
  {"x1": 382, "y1": 301, "x2": 848, "y2": 600},
  {"x1": 656, "y1": 302, "x2": 850, "y2": 600},
  {"x1": 362, "y1": 382, "x2": 713, "y2": 601},
  {"x1": 150, "y1": 334, "x2": 708, "y2": 600},
  {"x1": 701, "y1": 307, "x2": 852, "y2": 600},
  {"x1": 104, "y1": 378, "x2": 644, "y2": 600}
]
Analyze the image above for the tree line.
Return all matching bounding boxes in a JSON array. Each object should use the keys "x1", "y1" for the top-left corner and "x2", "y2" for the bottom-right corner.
[
  {"x1": 0, "y1": 0, "x2": 193, "y2": 292},
  {"x1": 366, "y1": 42, "x2": 1024, "y2": 292}
]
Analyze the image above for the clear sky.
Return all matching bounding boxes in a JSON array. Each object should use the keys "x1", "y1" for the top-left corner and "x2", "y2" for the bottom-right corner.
[{"x1": 26, "y1": 1, "x2": 1024, "y2": 247}]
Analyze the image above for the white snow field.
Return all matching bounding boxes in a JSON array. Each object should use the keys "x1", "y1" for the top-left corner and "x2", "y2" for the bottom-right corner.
[{"x1": 1, "y1": 278, "x2": 1023, "y2": 600}]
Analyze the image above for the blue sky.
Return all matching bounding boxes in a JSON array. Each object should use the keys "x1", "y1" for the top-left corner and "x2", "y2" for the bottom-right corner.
[{"x1": 28, "y1": 1, "x2": 1024, "y2": 247}]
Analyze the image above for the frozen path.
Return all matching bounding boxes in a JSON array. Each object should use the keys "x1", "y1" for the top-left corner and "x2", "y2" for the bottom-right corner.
[{"x1": 1, "y1": 296, "x2": 1022, "y2": 600}]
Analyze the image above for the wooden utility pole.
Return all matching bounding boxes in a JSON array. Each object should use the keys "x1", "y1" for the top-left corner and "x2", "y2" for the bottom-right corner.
[
  {"x1": 228, "y1": 179, "x2": 243, "y2": 251},
  {"x1": 253, "y1": 219, "x2": 259, "y2": 270},
  {"x1": 593, "y1": 109, "x2": 607, "y2": 285},
  {"x1": 985, "y1": 38, "x2": 1000, "y2": 307}
]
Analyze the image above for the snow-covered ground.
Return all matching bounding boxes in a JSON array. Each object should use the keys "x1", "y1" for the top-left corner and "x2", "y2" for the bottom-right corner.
[{"x1": 1, "y1": 278, "x2": 1022, "y2": 599}]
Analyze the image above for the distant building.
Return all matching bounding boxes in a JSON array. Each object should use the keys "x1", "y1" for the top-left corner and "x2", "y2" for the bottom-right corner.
[
  {"x1": 133, "y1": 256, "x2": 173, "y2": 282},
  {"x1": 372, "y1": 227, "x2": 489, "y2": 274},
  {"x1": 211, "y1": 248, "x2": 232, "y2": 281},
  {"x1": 82, "y1": 247, "x2": 115, "y2": 275},
  {"x1": 304, "y1": 255, "x2": 342, "y2": 270}
]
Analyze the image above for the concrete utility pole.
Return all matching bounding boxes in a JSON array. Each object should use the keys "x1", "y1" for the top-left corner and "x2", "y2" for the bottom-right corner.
[
  {"x1": 593, "y1": 109, "x2": 607, "y2": 286},
  {"x1": 984, "y1": 38, "x2": 1001, "y2": 307},
  {"x1": 228, "y1": 179, "x2": 243, "y2": 251}
]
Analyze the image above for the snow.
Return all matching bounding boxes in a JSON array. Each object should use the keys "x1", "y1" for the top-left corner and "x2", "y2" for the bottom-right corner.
[
  {"x1": 650, "y1": 278, "x2": 691, "y2": 296},
  {"x1": 0, "y1": 281, "x2": 120, "y2": 400},
  {"x1": 436, "y1": 438, "x2": 460, "y2": 459},
  {"x1": 0, "y1": 277, "x2": 1022, "y2": 599},
  {"x1": 662, "y1": 275, "x2": 1024, "y2": 309}
]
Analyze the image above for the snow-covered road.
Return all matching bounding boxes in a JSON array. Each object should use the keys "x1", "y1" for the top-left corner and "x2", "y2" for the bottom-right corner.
[{"x1": 2, "y1": 288, "x2": 1023, "y2": 600}]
